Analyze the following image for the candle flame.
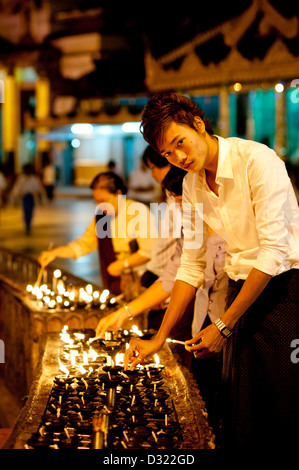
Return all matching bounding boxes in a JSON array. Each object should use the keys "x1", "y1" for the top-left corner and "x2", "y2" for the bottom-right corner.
[
  {"x1": 57, "y1": 281, "x2": 65, "y2": 295},
  {"x1": 89, "y1": 348, "x2": 98, "y2": 361},
  {"x1": 70, "y1": 349, "x2": 79, "y2": 366},
  {"x1": 78, "y1": 364, "x2": 88, "y2": 375},
  {"x1": 69, "y1": 292, "x2": 75, "y2": 301},
  {"x1": 58, "y1": 358, "x2": 70, "y2": 376},
  {"x1": 43, "y1": 296, "x2": 50, "y2": 304},
  {"x1": 115, "y1": 352, "x2": 124, "y2": 365},
  {"x1": 86, "y1": 284, "x2": 93, "y2": 294},
  {"x1": 53, "y1": 269, "x2": 62, "y2": 279},
  {"x1": 74, "y1": 333, "x2": 85, "y2": 341},
  {"x1": 131, "y1": 325, "x2": 143, "y2": 336},
  {"x1": 154, "y1": 354, "x2": 160, "y2": 365},
  {"x1": 83, "y1": 351, "x2": 89, "y2": 365}
]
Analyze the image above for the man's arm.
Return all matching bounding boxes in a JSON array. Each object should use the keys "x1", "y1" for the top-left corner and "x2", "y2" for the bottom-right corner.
[
  {"x1": 107, "y1": 251, "x2": 151, "y2": 277},
  {"x1": 124, "y1": 280, "x2": 196, "y2": 370},
  {"x1": 96, "y1": 280, "x2": 169, "y2": 336},
  {"x1": 185, "y1": 267, "x2": 272, "y2": 357}
]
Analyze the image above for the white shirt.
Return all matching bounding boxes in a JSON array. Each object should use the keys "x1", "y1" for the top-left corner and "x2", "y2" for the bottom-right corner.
[
  {"x1": 161, "y1": 232, "x2": 228, "y2": 336},
  {"x1": 11, "y1": 174, "x2": 44, "y2": 198},
  {"x1": 176, "y1": 136, "x2": 299, "y2": 288},
  {"x1": 127, "y1": 167, "x2": 161, "y2": 203},
  {"x1": 146, "y1": 197, "x2": 181, "y2": 277},
  {"x1": 67, "y1": 197, "x2": 157, "y2": 265}
]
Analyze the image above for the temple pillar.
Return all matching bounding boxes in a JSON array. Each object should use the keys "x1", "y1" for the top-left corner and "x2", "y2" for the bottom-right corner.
[
  {"x1": 35, "y1": 75, "x2": 51, "y2": 170},
  {"x1": 246, "y1": 91, "x2": 255, "y2": 141},
  {"x1": 218, "y1": 86, "x2": 229, "y2": 138},
  {"x1": 2, "y1": 72, "x2": 21, "y2": 174},
  {"x1": 274, "y1": 89, "x2": 287, "y2": 159}
]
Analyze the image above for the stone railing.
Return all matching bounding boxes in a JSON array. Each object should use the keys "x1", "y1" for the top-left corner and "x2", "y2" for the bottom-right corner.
[{"x1": 0, "y1": 247, "x2": 142, "y2": 399}]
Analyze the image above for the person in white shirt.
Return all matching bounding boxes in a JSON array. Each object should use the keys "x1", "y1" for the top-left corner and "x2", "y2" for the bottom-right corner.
[
  {"x1": 124, "y1": 92, "x2": 299, "y2": 449},
  {"x1": 38, "y1": 172, "x2": 157, "y2": 295}
]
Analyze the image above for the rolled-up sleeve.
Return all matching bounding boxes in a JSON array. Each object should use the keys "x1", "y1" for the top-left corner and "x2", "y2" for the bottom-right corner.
[
  {"x1": 66, "y1": 218, "x2": 98, "y2": 259},
  {"x1": 248, "y1": 150, "x2": 299, "y2": 276},
  {"x1": 175, "y1": 175, "x2": 210, "y2": 289}
]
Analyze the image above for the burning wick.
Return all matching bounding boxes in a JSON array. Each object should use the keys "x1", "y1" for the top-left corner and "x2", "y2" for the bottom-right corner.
[{"x1": 166, "y1": 338, "x2": 185, "y2": 345}]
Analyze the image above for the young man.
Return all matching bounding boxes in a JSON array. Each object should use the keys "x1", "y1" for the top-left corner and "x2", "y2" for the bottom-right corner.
[{"x1": 124, "y1": 92, "x2": 299, "y2": 449}]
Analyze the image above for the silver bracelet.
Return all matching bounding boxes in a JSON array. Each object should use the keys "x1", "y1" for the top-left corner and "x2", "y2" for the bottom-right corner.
[{"x1": 124, "y1": 305, "x2": 133, "y2": 321}]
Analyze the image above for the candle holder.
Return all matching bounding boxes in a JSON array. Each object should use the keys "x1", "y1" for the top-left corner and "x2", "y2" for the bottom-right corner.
[{"x1": 26, "y1": 325, "x2": 184, "y2": 450}]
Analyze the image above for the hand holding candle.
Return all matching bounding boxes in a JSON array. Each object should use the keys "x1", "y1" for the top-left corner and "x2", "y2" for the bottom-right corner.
[{"x1": 124, "y1": 337, "x2": 163, "y2": 371}]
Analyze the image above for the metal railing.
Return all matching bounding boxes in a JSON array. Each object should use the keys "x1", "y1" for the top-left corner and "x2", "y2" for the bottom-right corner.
[{"x1": 0, "y1": 246, "x2": 100, "y2": 292}]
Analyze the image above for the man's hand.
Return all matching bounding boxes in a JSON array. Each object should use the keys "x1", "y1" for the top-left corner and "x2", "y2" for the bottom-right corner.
[
  {"x1": 38, "y1": 246, "x2": 75, "y2": 267},
  {"x1": 96, "y1": 309, "x2": 127, "y2": 337},
  {"x1": 107, "y1": 260, "x2": 125, "y2": 277},
  {"x1": 124, "y1": 337, "x2": 162, "y2": 371},
  {"x1": 185, "y1": 323, "x2": 226, "y2": 359},
  {"x1": 38, "y1": 249, "x2": 57, "y2": 267}
]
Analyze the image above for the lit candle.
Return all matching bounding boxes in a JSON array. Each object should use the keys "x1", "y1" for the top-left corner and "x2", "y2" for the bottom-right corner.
[
  {"x1": 86, "y1": 284, "x2": 93, "y2": 295},
  {"x1": 57, "y1": 279, "x2": 65, "y2": 295},
  {"x1": 53, "y1": 269, "x2": 61, "y2": 292}
]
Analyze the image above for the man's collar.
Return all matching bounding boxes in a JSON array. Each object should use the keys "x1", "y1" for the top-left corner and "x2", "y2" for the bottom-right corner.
[{"x1": 215, "y1": 135, "x2": 233, "y2": 182}]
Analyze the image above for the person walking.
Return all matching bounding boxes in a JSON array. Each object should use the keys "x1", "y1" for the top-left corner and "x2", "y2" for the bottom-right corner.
[{"x1": 11, "y1": 163, "x2": 45, "y2": 235}]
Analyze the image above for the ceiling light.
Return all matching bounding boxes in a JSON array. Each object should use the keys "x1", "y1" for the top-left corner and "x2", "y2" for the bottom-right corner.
[
  {"x1": 122, "y1": 122, "x2": 140, "y2": 133},
  {"x1": 71, "y1": 123, "x2": 93, "y2": 134},
  {"x1": 71, "y1": 138, "x2": 80, "y2": 148},
  {"x1": 233, "y1": 82, "x2": 242, "y2": 92},
  {"x1": 275, "y1": 83, "x2": 284, "y2": 93}
]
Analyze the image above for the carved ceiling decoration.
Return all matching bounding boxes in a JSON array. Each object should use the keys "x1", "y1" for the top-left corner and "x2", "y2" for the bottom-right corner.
[
  {"x1": 0, "y1": 1, "x2": 298, "y2": 126},
  {"x1": 146, "y1": 0, "x2": 299, "y2": 92}
]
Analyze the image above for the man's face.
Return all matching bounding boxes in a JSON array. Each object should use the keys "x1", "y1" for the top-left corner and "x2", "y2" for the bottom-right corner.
[{"x1": 159, "y1": 120, "x2": 209, "y2": 174}]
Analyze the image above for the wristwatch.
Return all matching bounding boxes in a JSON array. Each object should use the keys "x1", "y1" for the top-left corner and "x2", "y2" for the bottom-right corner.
[{"x1": 214, "y1": 318, "x2": 232, "y2": 338}]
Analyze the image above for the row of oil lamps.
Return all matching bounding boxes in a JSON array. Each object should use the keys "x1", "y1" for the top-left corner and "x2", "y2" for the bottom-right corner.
[
  {"x1": 26, "y1": 269, "x2": 118, "y2": 310},
  {"x1": 24, "y1": 326, "x2": 179, "y2": 449}
]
